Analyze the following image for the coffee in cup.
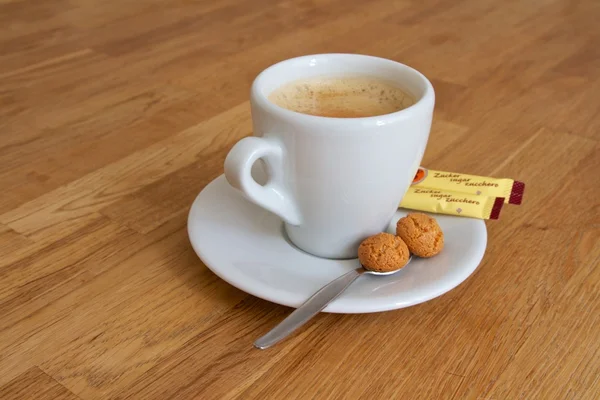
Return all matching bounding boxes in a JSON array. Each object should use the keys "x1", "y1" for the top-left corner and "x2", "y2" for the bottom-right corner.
[{"x1": 268, "y1": 76, "x2": 416, "y2": 118}]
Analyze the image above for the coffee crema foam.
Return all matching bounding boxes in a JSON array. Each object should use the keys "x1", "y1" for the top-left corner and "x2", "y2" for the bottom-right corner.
[{"x1": 268, "y1": 76, "x2": 416, "y2": 118}]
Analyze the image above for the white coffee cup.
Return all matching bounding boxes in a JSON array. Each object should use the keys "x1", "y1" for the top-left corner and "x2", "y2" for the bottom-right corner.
[{"x1": 225, "y1": 54, "x2": 434, "y2": 259}]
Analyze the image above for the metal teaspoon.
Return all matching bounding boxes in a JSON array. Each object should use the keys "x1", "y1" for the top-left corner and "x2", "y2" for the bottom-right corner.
[{"x1": 254, "y1": 256, "x2": 412, "y2": 349}]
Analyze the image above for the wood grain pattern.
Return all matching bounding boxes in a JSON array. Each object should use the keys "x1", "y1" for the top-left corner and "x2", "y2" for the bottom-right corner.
[
  {"x1": 0, "y1": 367, "x2": 80, "y2": 400},
  {"x1": 1, "y1": 0, "x2": 599, "y2": 398}
]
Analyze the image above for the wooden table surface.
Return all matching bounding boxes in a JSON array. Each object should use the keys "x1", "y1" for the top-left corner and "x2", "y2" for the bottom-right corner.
[{"x1": 1, "y1": 0, "x2": 599, "y2": 398}]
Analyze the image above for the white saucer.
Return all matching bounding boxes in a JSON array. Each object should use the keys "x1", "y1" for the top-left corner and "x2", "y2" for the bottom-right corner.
[{"x1": 187, "y1": 175, "x2": 487, "y2": 314}]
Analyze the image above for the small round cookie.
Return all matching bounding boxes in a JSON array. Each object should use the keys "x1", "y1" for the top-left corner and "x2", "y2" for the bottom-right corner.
[
  {"x1": 396, "y1": 213, "x2": 444, "y2": 258},
  {"x1": 358, "y1": 232, "x2": 410, "y2": 273}
]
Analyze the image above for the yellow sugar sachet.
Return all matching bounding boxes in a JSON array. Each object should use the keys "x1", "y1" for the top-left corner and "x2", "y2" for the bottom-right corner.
[
  {"x1": 411, "y1": 167, "x2": 524, "y2": 205},
  {"x1": 400, "y1": 187, "x2": 504, "y2": 220}
]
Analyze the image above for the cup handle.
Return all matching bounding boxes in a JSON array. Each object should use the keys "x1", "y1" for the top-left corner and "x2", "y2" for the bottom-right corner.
[{"x1": 224, "y1": 136, "x2": 302, "y2": 226}]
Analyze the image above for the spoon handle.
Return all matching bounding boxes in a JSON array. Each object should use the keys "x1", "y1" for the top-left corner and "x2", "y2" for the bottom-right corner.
[{"x1": 254, "y1": 268, "x2": 364, "y2": 349}]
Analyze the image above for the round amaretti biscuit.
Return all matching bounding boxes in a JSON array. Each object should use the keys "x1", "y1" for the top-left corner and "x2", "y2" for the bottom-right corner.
[
  {"x1": 396, "y1": 212, "x2": 444, "y2": 258},
  {"x1": 358, "y1": 232, "x2": 410, "y2": 272}
]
